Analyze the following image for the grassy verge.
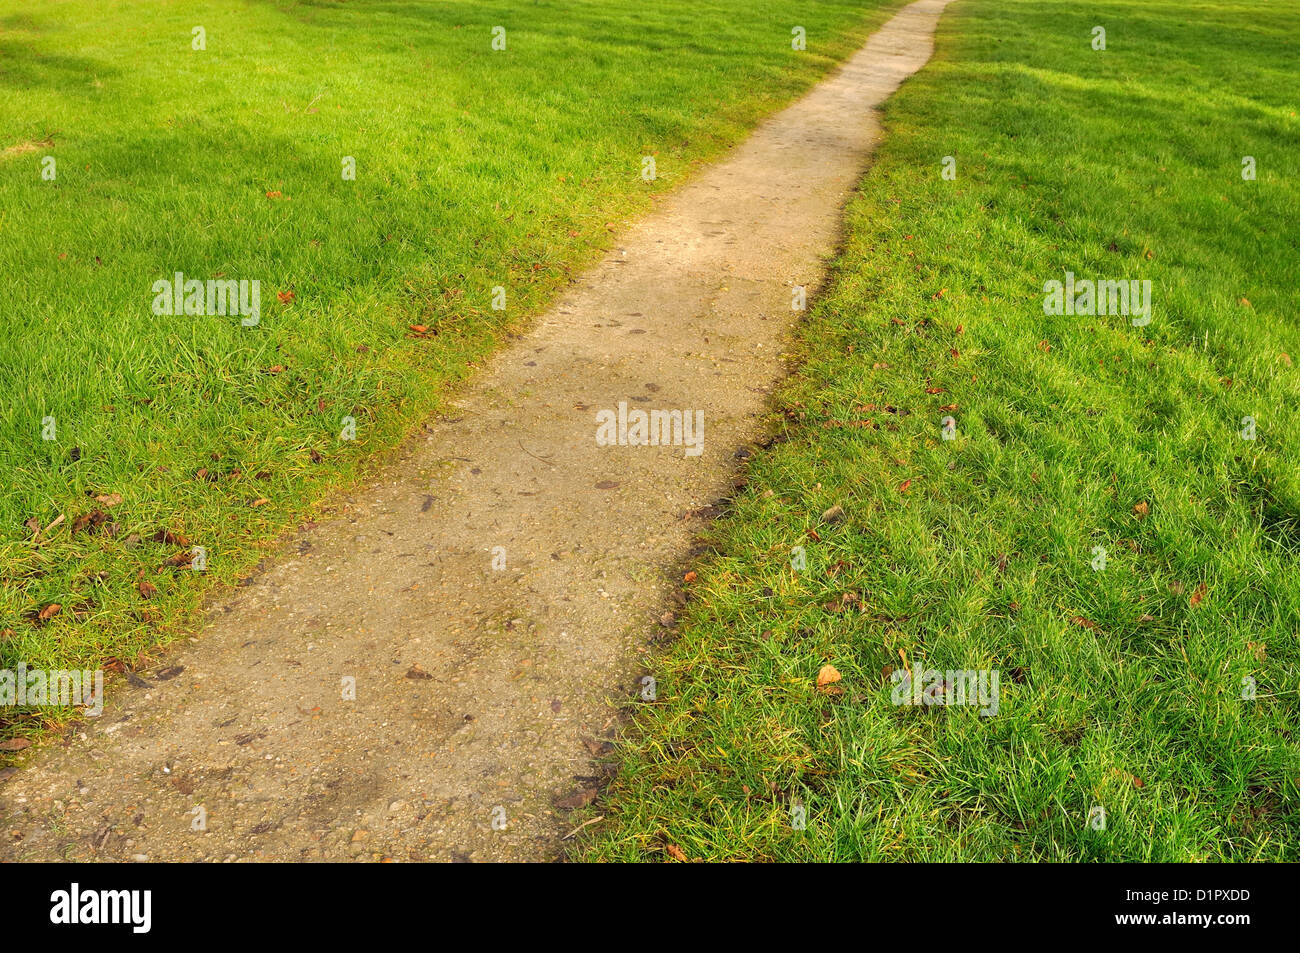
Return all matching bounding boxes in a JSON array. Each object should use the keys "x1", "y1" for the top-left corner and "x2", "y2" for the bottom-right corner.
[
  {"x1": 0, "y1": 0, "x2": 904, "y2": 744},
  {"x1": 583, "y1": 0, "x2": 1300, "y2": 861}
]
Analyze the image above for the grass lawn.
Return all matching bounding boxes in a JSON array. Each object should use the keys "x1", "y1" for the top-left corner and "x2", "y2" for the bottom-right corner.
[
  {"x1": 0, "y1": 0, "x2": 904, "y2": 743},
  {"x1": 582, "y1": 0, "x2": 1300, "y2": 861}
]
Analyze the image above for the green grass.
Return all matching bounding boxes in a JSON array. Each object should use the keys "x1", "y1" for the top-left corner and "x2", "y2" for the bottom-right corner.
[
  {"x1": 0, "y1": 0, "x2": 904, "y2": 742},
  {"x1": 582, "y1": 0, "x2": 1300, "y2": 861}
]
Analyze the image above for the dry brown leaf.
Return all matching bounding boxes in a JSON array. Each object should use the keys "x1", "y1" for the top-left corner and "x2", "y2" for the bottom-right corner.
[
  {"x1": 664, "y1": 844, "x2": 688, "y2": 862},
  {"x1": 555, "y1": 786, "x2": 598, "y2": 810},
  {"x1": 152, "y1": 529, "x2": 190, "y2": 547},
  {"x1": 817, "y1": 664, "x2": 842, "y2": 687},
  {"x1": 1189, "y1": 583, "x2": 1207, "y2": 608}
]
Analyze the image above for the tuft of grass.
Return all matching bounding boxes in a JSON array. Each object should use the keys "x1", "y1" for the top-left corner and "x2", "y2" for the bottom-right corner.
[
  {"x1": 583, "y1": 0, "x2": 1300, "y2": 861},
  {"x1": 0, "y1": 0, "x2": 904, "y2": 743}
]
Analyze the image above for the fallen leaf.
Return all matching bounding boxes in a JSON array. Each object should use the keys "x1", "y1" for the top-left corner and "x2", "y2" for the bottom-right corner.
[
  {"x1": 23, "y1": 516, "x2": 40, "y2": 536},
  {"x1": 138, "y1": 579, "x2": 157, "y2": 599},
  {"x1": 821, "y1": 505, "x2": 845, "y2": 524},
  {"x1": 94, "y1": 492, "x2": 122, "y2": 507},
  {"x1": 0, "y1": 738, "x2": 32, "y2": 752},
  {"x1": 251, "y1": 498, "x2": 270, "y2": 507},
  {"x1": 152, "y1": 529, "x2": 190, "y2": 547},
  {"x1": 1189, "y1": 583, "x2": 1207, "y2": 608},
  {"x1": 898, "y1": 478, "x2": 913, "y2": 493},
  {"x1": 37, "y1": 603, "x2": 61, "y2": 622},
  {"x1": 72, "y1": 510, "x2": 109, "y2": 535},
  {"x1": 276, "y1": 290, "x2": 295, "y2": 304},
  {"x1": 555, "y1": 786, "x2": 598, "y2": 810},
  {"x1": 683, "y1": 571, "x2": 697, "y2": 583},
  {"x1": 664, "y1": 844, "x2": 688, "y2": 862},
  {"x1": 1133, "y1": 501, "x2": 1149, "y2": 519},
  {"x1": 1038, "y1": 340, "x2": 1052, "y2": 353},
  {"x1": 817, "y1": 664, "x2": 842, "y2": 687},
  {"x1": 405, "y1": 664, "x2": 432, "y2": 680},
  {"x1": 265, "y1": 190, "x2": 282, "y2": 199},
  {"x1": 1070, "y1": 616, "x2": 1098, "y2": 630}
]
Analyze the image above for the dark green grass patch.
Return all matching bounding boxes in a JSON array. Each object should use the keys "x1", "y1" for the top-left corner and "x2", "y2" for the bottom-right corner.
[{"x1": 583, "y1": 0, "x2": 1300, "y2": 861}]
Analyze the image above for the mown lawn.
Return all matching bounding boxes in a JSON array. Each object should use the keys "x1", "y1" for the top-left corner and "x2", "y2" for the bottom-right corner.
[
  {"x1": 583, "y1": 0, "x2": 1300, "y2": 861},
  {"x1": 0, "y1": 0, "x2": 903, "y2": 743}
]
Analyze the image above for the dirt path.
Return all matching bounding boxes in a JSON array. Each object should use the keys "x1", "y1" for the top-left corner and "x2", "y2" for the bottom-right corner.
[{"x1": 1, "y1": 0, "x2": 956, "y2": 862}]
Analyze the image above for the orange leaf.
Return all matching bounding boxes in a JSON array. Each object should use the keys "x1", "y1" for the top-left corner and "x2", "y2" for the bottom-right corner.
[
  {"x1": 1189, "y1": 583, "x2": 1207, "y2": 608},
  {"x1": 277, "y1": 290, "x2": 295, "y2": 304},
  {"x1": 817, "y1": 664, "x2": 842, "y2": 687}
]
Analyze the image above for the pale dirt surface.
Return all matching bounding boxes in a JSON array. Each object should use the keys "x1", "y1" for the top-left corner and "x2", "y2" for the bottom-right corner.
[{"x1": 1, "y1": 0, "x2": 956, "y2": 862}]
